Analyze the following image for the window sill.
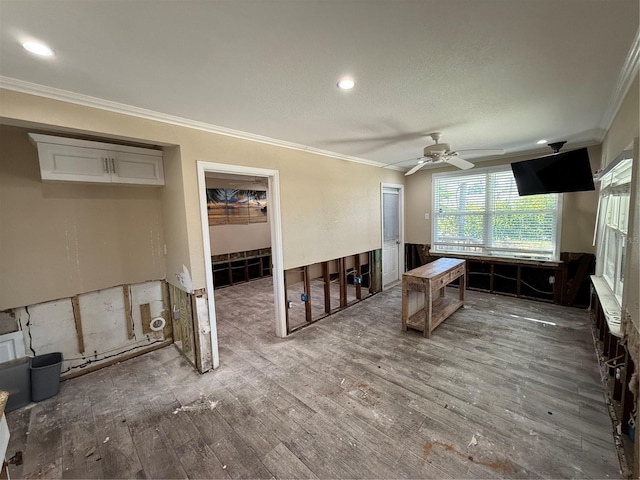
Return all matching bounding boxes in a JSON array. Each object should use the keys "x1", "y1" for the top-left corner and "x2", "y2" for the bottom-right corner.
[
  {"x1": 429, "y1": 250, "x2": 561, "y2": 268},
  {"x1": 590, "y1": 275, "x2": 622, "y2": 337}
]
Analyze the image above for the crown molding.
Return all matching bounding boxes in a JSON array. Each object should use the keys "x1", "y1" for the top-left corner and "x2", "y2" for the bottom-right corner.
[
  {"x1": 0, "y1": 76, "x2": 404, "y2": 171},
  {"x1": 599, "y1": 27, "x2": 640, "y2": 138}
]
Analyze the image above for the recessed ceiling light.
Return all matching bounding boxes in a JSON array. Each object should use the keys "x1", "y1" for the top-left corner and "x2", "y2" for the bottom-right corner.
[
  {"x1": 536, "y1": 139, "x2": 547, "y2": 145},
  {"x1": 22, "y1": 41, "x2": 54, "y2": 57},
  {"x1": 337, "y1": 78, "x2": 355, "y2": 90}
]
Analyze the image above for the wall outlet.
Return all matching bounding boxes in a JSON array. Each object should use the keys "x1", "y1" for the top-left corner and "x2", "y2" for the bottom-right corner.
[
  {"x1": 424, "y1": 213, "x2": 430, "y2": 220},
  {"x1": 287, "y1": 300, "x2": 293, "y2": 309}
]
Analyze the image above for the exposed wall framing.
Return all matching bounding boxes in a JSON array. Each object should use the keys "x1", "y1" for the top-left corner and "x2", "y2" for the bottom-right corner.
[
  {"x1": 212, "y1": 248, "x2": 272, "y2": 288},
  {"x1": 4, "y1": 280, "x2": 172, "y2": 379},
  {"x1": 284, "y1": 250, "x2": 379, "y2": 334},
  {"x1": 405, "y1": 244, "x2": 595, "y2": 307},
  {"x1": 70, "y1": 295, "x2": 84, "y2": 353},
  {"x1": 122, "y1": 285, "x2": 135, "y2": 340},
  {"x1": 591, "y1": 288, "x2": 637, "y2": 476},
  {"x1": 168, "y1": 283, "x2": 197, "y2": 368},
  {"x1": 166, "y1": 283, "x2": 213, "y2": 373}
]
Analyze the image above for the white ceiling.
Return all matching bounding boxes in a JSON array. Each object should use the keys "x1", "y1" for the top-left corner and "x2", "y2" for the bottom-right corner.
[{"x1": 1, "y1": 0, "x2": 638, "y2": 169}]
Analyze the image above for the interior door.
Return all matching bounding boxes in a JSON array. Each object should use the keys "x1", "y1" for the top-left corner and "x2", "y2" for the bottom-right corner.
[{"x1": 382, "y1": 186, "x2": 401, "y2": 287}]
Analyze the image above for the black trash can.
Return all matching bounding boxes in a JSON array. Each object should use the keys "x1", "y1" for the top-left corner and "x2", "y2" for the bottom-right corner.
[{"x1": 30, "y1": 352, "x2": 63, "y2": 402}]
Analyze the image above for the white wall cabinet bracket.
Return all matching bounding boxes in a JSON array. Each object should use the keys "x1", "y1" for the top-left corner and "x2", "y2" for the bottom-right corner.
[{"x1": 29, "y1": 133, "x2": 165, "y2": 186}]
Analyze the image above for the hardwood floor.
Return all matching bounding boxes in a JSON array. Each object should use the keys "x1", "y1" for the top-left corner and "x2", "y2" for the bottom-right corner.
[{"x1": 6, "y1": 277, "x2": 620, "y2": 479}]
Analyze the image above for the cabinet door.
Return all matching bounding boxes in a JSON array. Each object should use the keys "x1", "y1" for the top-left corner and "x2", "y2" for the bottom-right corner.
[
  {"x1": 37, "y1": 143, "x2": 112, "y2": 183},
  {"x1": 112, "y1": 152, "x2": 165, "y2": 186}
]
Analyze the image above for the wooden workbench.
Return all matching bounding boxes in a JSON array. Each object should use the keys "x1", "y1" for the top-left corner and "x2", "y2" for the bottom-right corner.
[{"x1": 402, "y1": 258, "x2": 466, "y2": 338}]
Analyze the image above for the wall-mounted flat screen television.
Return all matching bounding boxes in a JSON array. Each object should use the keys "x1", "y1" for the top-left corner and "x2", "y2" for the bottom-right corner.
[{"x1": 510, "y1": 147, "x2": 595, "y2": 196}]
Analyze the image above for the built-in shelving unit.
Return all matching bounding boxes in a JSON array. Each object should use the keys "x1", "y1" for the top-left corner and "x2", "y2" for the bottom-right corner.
[
  {"x1": 211, "y1": 248, "x2": 272, "y2": 288},
  {"x1": 405, "y1": 244, "x2": 595, "y2": 307}
]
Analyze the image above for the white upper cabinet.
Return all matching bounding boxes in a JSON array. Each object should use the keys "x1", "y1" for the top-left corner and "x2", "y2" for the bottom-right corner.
[{"x1": 29, "y1": 133, "x2": 165, "y2": 186}]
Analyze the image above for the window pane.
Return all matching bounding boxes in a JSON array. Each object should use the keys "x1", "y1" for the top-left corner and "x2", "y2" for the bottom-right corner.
[
  {"x1": 382, "y1": 192, "x2": 399, "y2": 242},
  {"x1": 492, "y1": 212, "x2": 555, "y2": 252},
  {"x1": 603, "y1": 229, "x2": 617, "y2": 289},
  {"x1": 435, "y1": 175, "x2": 486, "y2": 213},
  {"x1": 617, "y1": 236, "x2": 626, "y2": 302},
  {"x1": 434, "y1": 214, "x2": 485, "y2": 247},
  {"x1": 619, "y1": 193, "x2": 630, "y2": 233},
  {"x1": 607, "y1": 195, "x2": 620, "y2": 229}
]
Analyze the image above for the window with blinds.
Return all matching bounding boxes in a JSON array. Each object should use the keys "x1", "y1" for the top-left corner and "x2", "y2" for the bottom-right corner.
[
  {"x1": 432, "y1": 166, "x2": 561, "y2": 261},
  {"x1": 595, "y1": 155, "x2": 632, "y2": 303}
]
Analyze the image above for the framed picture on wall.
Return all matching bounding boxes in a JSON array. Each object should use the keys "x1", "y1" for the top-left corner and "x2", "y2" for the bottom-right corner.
[
  {"x1": 207, "y1": 188, "x2": 267, "y2": 225},
  {"x1": 207, "y1": 188, "x2": 229, "y2": 225},
  {"x1": 248, "y1": 190, "x2": 268, "y2": 224}
]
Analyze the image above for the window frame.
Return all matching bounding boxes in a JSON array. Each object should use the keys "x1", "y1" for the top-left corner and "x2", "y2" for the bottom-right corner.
[
  {"x1": 431, "y1": 164, "x2": 563, "y2": 262},
  {"x1": 594, "y1": 153, "x2": 633, "y2": 306}
]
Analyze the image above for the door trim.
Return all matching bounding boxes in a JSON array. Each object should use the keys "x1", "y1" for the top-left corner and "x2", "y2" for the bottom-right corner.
[
  {"x1": 197, "y1": 161, "x2": 286, "y2": 369},
  {"x1": 381, "y1": 183, "x2": 405, "y2": 290}
]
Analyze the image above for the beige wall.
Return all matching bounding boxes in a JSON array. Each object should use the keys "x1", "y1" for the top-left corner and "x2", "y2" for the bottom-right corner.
[
  {"x1": 405, "y1": 146, "x2": 600, "y2": 254},
  {"x1": 160, "y1": 145, "x2": 193, "y2": 291},
  {"x1": 0, "y1": 125, "x2": 165, "y2": 310},
  {"x1": 0, "y1": 89, "x2": 404, "y2": 296},
  {"x1": 602, "y1": 74, "x2": 639, "y2": 168}
]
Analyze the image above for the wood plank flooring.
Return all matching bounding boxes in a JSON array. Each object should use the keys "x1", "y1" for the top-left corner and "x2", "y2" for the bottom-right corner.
[{"x1": 6, "y1": 277, "x2": 620, "y2": 479}]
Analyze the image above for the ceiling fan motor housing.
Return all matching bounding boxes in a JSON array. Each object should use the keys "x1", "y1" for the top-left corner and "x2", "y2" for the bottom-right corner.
[{"x1": 424, "y1": 143, "x2": 450, "y2": 158}]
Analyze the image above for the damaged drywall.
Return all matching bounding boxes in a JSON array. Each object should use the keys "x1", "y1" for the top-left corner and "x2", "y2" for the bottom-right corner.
[
  {"x1": 193, "y1": 292, "x2": 213, "y2": 372},
  {"x1": 167, "y1": 283, "x2": 214, "y2": 373},
  {"x1": 0, "y1": 310, "x2": 18, "y2": 336},
  {"x1": 176, "y1": 265, "x2": 193, "y2": 293},
  {"x1": 13, "y1": 280, "x2": 170, "y2": 377}
]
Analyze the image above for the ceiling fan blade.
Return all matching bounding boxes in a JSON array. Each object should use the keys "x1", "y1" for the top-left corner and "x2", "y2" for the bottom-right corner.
[
  {"x1": 382, "y1": 156, "x2": 424, "y2": 168},
  {"x1": 324, "y1": 131, "x2": 430, "y2": 145},
  {"x1": 405, "y1": 162, "x2": 428, "y2": 176},
  {"x1": 445, "y1": 156, "x2": 475, "y2": 170},
  {"x1": 455, "y1": 148, "x2": 505, "y2": 156}
]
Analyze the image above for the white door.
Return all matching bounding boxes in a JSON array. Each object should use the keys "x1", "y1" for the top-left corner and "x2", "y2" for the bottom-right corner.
[{"x1": 382, "y1": 185, "x2": 403, "y2": 288}]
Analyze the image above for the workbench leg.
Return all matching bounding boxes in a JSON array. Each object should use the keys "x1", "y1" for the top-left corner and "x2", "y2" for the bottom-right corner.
[
  {"x1": 424, "y1": 288, "x2": 432, "y2": 338},
  {"x1": 439, "y1": 286, "x2": 445, "y2": 297},
  {"x1": 401, "y1": 282, "x2": 408, "y2": 331},
  {"x1": 460, "y1": 271, "x2": 466, "y2": 303}
]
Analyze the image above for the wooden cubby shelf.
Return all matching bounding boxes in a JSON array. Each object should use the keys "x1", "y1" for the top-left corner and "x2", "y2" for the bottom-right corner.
[{"x1": 212, "y1": 248, "x2": 272, "y2": 288}]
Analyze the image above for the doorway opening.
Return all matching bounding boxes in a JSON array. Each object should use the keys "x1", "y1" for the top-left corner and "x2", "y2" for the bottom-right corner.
[{"x1": 197, "y1": 162, "x2": 286, "y2": 369}]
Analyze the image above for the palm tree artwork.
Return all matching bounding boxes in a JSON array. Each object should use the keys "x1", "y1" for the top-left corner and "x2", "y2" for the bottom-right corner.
[{"x1": 207, "y1": 189, "x2": 267, "y2": 225}]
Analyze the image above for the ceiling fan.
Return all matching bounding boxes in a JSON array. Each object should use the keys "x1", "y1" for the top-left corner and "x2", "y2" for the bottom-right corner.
[{"x1": 387, "y1": 132, "x2": 505, "y2": 176}]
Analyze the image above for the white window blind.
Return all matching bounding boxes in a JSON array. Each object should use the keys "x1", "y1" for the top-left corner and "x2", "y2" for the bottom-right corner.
[{"x1": 432, "y1": 167, "x2": 561, "y2": 261}]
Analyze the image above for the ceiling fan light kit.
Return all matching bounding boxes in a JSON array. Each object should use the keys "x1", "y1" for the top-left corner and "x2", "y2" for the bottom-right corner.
[{"x1": 548, "y1": 141, "x2": 567, "y2": 153}]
